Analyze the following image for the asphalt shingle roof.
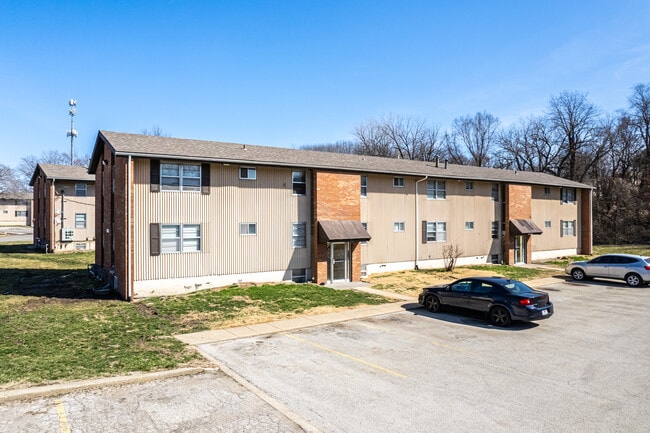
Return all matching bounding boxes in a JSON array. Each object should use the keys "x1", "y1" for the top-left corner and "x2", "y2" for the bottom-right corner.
[
  {"x1": 92, "y1": 130, "x2": 592, "y2": 189},
  {"x1": 29, "y1": 164, "x2": 94, "y2": 186}
]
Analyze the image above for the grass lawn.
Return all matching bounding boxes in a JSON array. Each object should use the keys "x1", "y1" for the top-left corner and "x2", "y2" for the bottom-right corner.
[{"x1": 0, "y1": 242, "x2": 389, "y2": 389}]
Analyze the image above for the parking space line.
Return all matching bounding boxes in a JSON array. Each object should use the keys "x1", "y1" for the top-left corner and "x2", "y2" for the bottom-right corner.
[
  {"x1": 284, "y1": 334, "x2": 407, "y2": 379},
  {"x1": 55, "y1": 400, "x2": 70, "y2": 433}
]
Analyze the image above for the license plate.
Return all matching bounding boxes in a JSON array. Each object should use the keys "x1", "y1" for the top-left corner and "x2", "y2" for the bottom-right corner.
[{"x1": 541, "y1": 309, "x2": 548, "y2": 316}]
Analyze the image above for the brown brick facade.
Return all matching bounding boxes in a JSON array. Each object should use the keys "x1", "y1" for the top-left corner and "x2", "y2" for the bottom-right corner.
[
  {"x1": 580, "y1": 189, "x2": 593, "y2": 255},
  {"x1": 313, "y1": 171, "x2": 362, "y2": 284},
  {"x1": 504, "y1": 184, "x2": 533, "y2": 265}
]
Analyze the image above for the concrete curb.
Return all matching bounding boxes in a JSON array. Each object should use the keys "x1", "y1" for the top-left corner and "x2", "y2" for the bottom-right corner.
[{"x1": 0, "y1": 367, "x2": 205, "y2": 404}]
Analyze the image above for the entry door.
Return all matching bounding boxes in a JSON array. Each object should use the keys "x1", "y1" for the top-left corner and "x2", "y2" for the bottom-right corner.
[
  {"x1": 329, "y1": 242, "x2": 350, "y2": 282},
  {"x1": 514, "y1": 235, "x2": 526, "y2": 264}
]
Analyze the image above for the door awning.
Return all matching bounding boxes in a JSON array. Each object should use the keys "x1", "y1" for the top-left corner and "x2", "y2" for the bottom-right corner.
[
  {"x1": 318, "y1": 220, "x2": 371, "y2": 243},
  {"x1": 510, "y1": 219, "x2": 543, "y2": 235}
]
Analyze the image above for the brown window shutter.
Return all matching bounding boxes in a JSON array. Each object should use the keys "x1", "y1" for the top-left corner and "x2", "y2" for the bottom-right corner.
[
  {"x1": 201, "y1": 163, "x2": 210, "y2": 195},
  {"x1": 560, "y1": 220, "x2": 564, "y2": 237},
  {"x1": 150, "y1": 159, "x2": 160, "y2": 192},
  {"x1": 150, "y1": 223, "x2": 161, "y2": 256},
  {"x1": 422, "y1": 220, "x2": 427, "y2": 244},
  {"x1": 573, "y1": 219, "x2": 577, "y2": 236}
]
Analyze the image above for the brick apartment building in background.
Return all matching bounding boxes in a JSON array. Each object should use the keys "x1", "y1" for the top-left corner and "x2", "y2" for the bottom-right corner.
[
  {"x1": 89, "y1": 130, "x2": 592, "y2": 301},
  {"x1": 29, "y1": 164, "x2": 96, "y2": 253}
]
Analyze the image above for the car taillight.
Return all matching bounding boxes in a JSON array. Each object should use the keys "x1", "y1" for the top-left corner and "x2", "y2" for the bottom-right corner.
[
  {"x1": 518, "y1": 299, "x2": 531, "y2": 306},
  {"x1": 645, "y1": 265, "x2": 650, "y2": 271}
]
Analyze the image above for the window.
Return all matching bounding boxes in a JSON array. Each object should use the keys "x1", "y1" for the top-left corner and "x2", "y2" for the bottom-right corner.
[
  {"x1": 465, "y1": 182, "x2": 474, "y2": 191},
  {"x1": 545, "y1": 220, "x2": 552, "y2": 228},
  {"x1": 393, "y1": 177, "x2": 404, "y2": 188},
  {"x1": 161, "y1": 224, "x2": 201, "y2": 253},
  {"x1": 361, "y1": 264, "x2": 367, "y2": 278},
  {"x1": 292, "y1": 268, "x2": 307, "y2": 283},
  {"x1": 2, "y1": 210, "x2": 7, "y2": 214},
  {"x1": 491, "y1": 254, "x2": 500, "y2": 264},
  {"x1": 360, "y1": 175, "x2": 368, "y2": 197},
  {"x1": 75, "y1": 183, "x2": 87, "y2": 196},
  {"x1": 361, "y1": 222, "x2": 368, "y2": 245},
  {"x1": 75, "y1": 242, "x2": 88, "y2": 250},
  {"x1": 240, "y1": 222, "x2": 257, "y2": 235},
  {"x1": 292, "y1": 171, "x2": 306, "y2": 195},
  {"x1": 161, "y1": 163, "x2": 201, "y2": 191},
  {"x1": 465, "y1": 221, "x2": 474, "y2": 230},
  {"x1": 15, "y1": 210, "x2": 28, "y2": 217},
  {"x1": 426, "y1": 180, "x2": 446, "y2": 199},
  {"x1": 292, "y1": 223, "x2": 306, "y2": 248},
  {"x1": 561, "y1": 188, "x2": 576, "y2": 203},
  {"x1": 544, "y1": 187, "x2": 551, "y2": 195},
  {"x1": 239, "y1": 167, "x2": 257, "y2": 180},
  {"x1": 75, "y1": 213, "x2": 86, "y2": 229},
  {"x1": 561, "y1": 220, "x2": 576, "y2": 237},
  {"x1": 491, "y1": 183, "x2": 499, "y2": 201},
  {"x1": 393, "y1": 221, "x2": 405, "y2": 232},
  {"x1": 491, "y1": 221, "x2": 499, "y2": 239},
  {"x1": 426, "y1": 221, "x2": 446, "y2": 242}
]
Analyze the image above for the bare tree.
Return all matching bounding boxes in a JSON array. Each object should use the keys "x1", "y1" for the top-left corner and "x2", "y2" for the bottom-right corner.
[
  {"x1": 141, "y1": 125, "x2": 171, "y2": 137},
  {"x1": 496, "y1": 116, "x2": 563, "y2": 174},
  {"x1": 547, "y1": 91, "x2": 605, "y2": 182},
  {"x1": 300, "y1": 140, "x2": 359, "y2": 154},
  {"x1": 353, "y1": 115, "x2": 441, "y2": 161},
  {"x1": 17, "y1": 150, "x2": 89, "y2": 188},
  {"x1": 442, "y1": 244, "x2": 463, "y2": 272},
  {"x1": 628, "y1": 83, "x2": 650, "y2": 190},
  {"x1": 0, "y1": 164, "x2": 27, "y2": 193},
  {"x1": 448, "y1": 111, "x2": 500, "y2": 167}
]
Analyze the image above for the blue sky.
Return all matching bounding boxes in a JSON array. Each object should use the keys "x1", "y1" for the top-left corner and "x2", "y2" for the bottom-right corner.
[{"x1": 1, "y1": 0, "x2": 649, "y2": 168}]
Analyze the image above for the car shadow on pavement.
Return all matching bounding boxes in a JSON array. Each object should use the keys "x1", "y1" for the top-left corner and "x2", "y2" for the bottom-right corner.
[{"x1": 405, "y1": 305, "x2": 540, "y2": 331}]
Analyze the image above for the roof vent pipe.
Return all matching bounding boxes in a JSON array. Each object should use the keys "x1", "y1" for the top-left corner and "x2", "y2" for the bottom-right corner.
[
  {"x1": 435, "y1": 156, "x2": 439, "y2": 168},
  {"x1": 444, "y1": 159, "x2": 448, "y2": 169}
]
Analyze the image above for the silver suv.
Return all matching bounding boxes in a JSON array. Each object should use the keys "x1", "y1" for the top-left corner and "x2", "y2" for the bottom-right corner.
[{"x1": 565, "y1": 254, "x2": 650, "y2": 287}]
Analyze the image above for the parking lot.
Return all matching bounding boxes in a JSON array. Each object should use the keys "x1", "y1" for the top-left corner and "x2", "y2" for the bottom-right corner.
[{"x1": 2, "y1": 279, "x2": 649, "y2": 432}]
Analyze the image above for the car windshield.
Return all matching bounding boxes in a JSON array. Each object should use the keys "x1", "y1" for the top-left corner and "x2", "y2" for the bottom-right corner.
[{"x1": 502, "y1": 281, "x2": 535, "y2": 294}]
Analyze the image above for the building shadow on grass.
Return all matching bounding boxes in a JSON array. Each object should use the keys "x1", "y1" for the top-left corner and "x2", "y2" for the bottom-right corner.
[{"x1": 0, "y1": 243, "x2": 118, "y2": 300}]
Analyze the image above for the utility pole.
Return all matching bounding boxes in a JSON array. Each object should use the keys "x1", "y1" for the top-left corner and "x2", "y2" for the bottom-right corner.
[{"x1": 67, "y1": 99, "x2": 78, "y2": 165}]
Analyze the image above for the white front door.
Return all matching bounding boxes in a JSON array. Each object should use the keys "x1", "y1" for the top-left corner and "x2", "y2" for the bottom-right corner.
[
  {"x1": 328, "y1": 242, "x2": 350, "y2": 282},
  {"x1": 514, "y1": 235, "x2": 526, "y2": 264}
]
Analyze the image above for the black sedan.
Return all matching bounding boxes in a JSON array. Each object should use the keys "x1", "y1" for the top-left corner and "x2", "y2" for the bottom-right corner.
[{"x1": 418, "y1": 277, "x2": 554, "y2": 326}]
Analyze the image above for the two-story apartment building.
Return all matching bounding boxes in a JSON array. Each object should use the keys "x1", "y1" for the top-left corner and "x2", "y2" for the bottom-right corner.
[
  {"x1": 0, "y1": 193, "x2": 32, "y2": 226},
  {"x1": 29, "y1": 164, "x2": 96, "y2": 252},
  {"x1": 89, "y1": 131, "x2": 592, "y2": 300}
]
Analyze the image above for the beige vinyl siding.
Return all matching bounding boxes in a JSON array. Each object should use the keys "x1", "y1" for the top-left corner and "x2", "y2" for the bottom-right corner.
[
  {"x1": 361, "y1": 175, "x2": 502, "y2": 264},
  {"x1": 55, "y1": 180, "x2": 96, "y2": 246},
  {"x1": 532, "y1": 185, "x2": 581, "y2": 250},
  {"x1": 133, "y1": 159, "x2": 311, "y2": 282}
]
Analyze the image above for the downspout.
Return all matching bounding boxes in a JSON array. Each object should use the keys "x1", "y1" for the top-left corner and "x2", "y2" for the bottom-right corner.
[
  {"x1": 415, "y1": 176, "x2": 428, "y2": 270},
  {"x1": 50, "y1": 178, "x2": 56, "y2": 253},
  {"x1": 127, "y1": 155, "x2": 132, "y2": 301}
]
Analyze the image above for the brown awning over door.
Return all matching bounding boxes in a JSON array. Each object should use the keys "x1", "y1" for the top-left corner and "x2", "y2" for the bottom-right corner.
[
  {"x1": 510, "y1": 219, "x2": 543, "y2": 235},
  {"x1": 318, "y1": 220, "x2": 371, "y2": 243}
]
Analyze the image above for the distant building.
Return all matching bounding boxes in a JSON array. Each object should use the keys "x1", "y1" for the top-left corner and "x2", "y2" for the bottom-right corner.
[
  {"x1": 29, "y1": 164, "x2": 96, "y2": 253},
  {"x1": 89, "y1": 131, "x2": 593, "y2": 301},
  {"x1": 0, "y1": 193, "x2": 32, "y2": 226}
]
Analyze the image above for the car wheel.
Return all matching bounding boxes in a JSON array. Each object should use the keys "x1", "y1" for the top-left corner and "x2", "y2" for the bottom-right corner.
[
  {"x1": 490, "y1": 306, "x2": 512, "y2": 327},
  {"x1": 571, "y1": 268, "x2": 586, "y2": 281},
  {"x1": 625, "y1": 273, "x2": 642, "y2": 287},
  {"x1": 425, "y1": 295, "x2": 442, "y2": 313}
]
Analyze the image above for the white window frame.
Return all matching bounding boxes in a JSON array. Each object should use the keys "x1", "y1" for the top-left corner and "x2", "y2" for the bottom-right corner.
[
  {"x1": 240, "y1": 222, "x2": 257, "y2": 236},
  {"x1": 465, "y1": 221, "x2": 474, "y2": 230},
  {"x1": 561, "y1": 220, "x2": 576, "y2": 237},
  {"x1": 161, "y1": 224, "x2": 201, "y2": 253},
  {"x1": 360, "y1": 175, "x2": 368, "y2": 197},
  {"x1": 292, "y1": 222, "x2": 306, "y2": 248},
  {"x1": 465, "y1": 182, "x2": 474, "y2": 191},
  {"x1": 426, "y1": 221, "x2": 447, "y2": 242},
  {"x1": 75, "y1": 183, "x2": 87, "y2": 197},
  {"x1": 292, "y1": 171, "x2": 306, "y2": 195},
  {"x1": 491, "y1": 183, "x2": 499, "y2": 202},
  {"x1": 161, "y1": 162, "x2": 201, "y2": 192},
  {"x1": 426, "y1": 180, "x2": 446, "y2": 200},
  {"x1": 393, "y1": 177, "x2": 404, "y2": 188},
  {"x1": 561, "y1": 188, "x2": 576, "y2": 204},
  {"x1": 545, "y1": 220, "x2": 552, "y2": 228},
  {"x1": 240, "y1": 167, "x2": 257, "y2": 180},
  {"x1": 393, "y1": 221, "x2": 405, "y2": 232},
  {"x1": 75, "y1": 213, "x2": 87, "y2": 229},
  {"x1": 544, "y1": 187, "x2": 551, "y2": 195}
]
